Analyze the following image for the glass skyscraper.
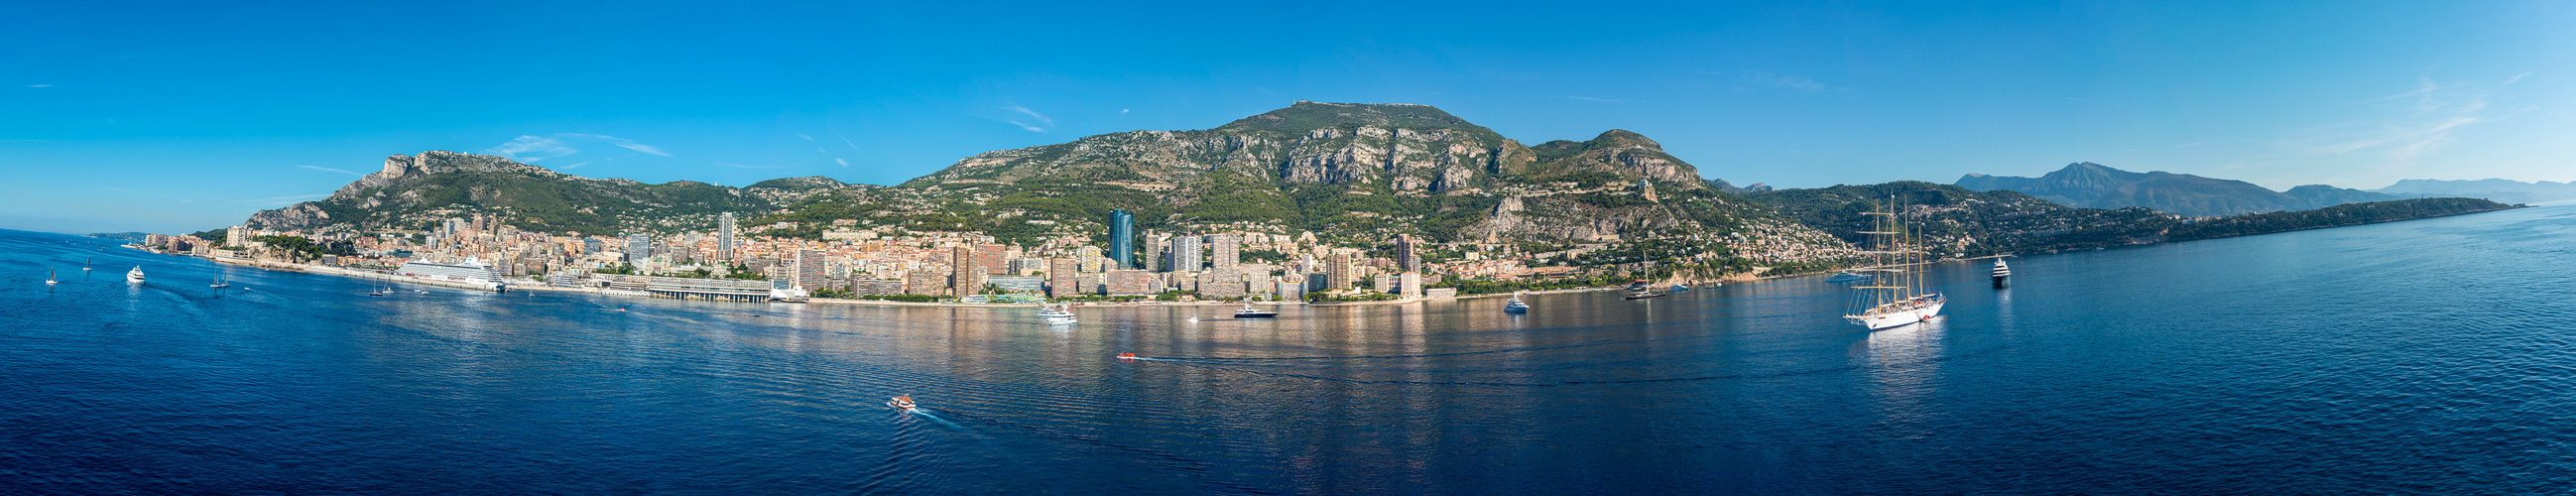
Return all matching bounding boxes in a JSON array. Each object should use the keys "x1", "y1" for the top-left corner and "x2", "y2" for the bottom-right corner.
[{"x1": 1108, "y1": 208, "x2": 1134, "y2": 269}]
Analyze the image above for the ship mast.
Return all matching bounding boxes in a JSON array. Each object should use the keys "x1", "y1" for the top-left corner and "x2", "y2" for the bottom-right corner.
[{"x1": 1853, "y1": 194, "x2": 1905, "y2": 308}]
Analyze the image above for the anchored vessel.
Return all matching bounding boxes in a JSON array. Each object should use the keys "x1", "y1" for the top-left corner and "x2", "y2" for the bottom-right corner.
[
  {"x1": 1039, "y1": 304, "x2": 1077, "y2": 324},
  {"x1": 395, "y1": 258, "x2": 508, "y2": 292},
  {"x1": 1233, "y1": 302, "x2": 1279, "y2": 318},
  {"x1": 1504, "y1": 293, "x2": 1530, "y2": 313},
  {"x1": 1992, "y1": 258, "x2": 2012, "y2": 288},
  {"x1": 1844, "y1": 195, "x2": 1945, "y2": 330}
]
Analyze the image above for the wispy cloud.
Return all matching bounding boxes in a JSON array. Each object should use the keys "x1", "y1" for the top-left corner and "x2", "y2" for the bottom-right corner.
[
  {"x1": 1744, "y1": 71, "x2": 1829, "y2": 92},
  {"x1": 228, "y1": 193, "x2": 329, "y2": 205},
  {"x1": 1004, "y1": 103, "x2": 1053, "y2": 125},
  {"x1": 1533, "y1": 94, "x2": 1628, "y2": 102},
  {"x1": 715, "y1": 162, "x2": 787, "y2": 170},
  {"x1": 1119, "y1": 108, "x2": 1132, "y2": 117},
  {"x1": 558, "y1": 162, "x2": 590, "y2": 170},
  {"x1": 484, "y1": 135, "x2": 576, "y2": 162},
  {"x1": 294, "y1": 165, "x2": 362, "y2": 176},
  {"x1": 838, "y1": 135, "x2": 861, "y2": 151},
  {"x1": 796, "y1": 134, "x2": 814, "y2": 142},
  {"x1": 1002, "y1": 102, "x2": 1053, "y2": 133},
  {"x1": 28, "y1": 84, "x2": 50, "y2": 88},
  {"x1": 485, "y1": 133, "x2": 671, "y2": 162},
  {"x1": 2304, "y1": 71, "x2": 2527, "y2": 161},
  {"x1": 833, "y1": 158, "x2": 850, "y2": 167}
]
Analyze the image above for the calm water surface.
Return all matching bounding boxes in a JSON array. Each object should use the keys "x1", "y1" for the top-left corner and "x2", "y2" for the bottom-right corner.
[{"x1": 5, "y1": 203, "x2": 2574, "y2": 494}]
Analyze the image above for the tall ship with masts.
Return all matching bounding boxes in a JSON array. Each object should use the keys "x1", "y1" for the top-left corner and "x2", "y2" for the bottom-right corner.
[{"x1": 1844, "y1": 195, "x2": 1944, "y2": 330}]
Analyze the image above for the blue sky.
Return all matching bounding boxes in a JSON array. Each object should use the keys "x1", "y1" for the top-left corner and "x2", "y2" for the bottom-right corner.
[{"x1": 5, "y1": 1, "x2": 2572, "y2": 233}]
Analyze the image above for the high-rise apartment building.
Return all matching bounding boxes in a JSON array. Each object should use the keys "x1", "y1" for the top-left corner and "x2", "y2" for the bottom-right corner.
[
  {"x1": 626, "y1": 234, "x2": 653, "y2": 262},
  {"x1": 1046, "y1": 258, "x2": 1077, "y2": 297},
  {"x1": 716, "y1": 212, "x2": 737, "y2": 263},
  {"x1": 1327, "y1": 253, "x2": 1355, "y2": 290},
  {"x1": 795, "y1": 249, "x2": 827, "y2": 290},
  {"x1": 1212, "y1": 234, "x2": 1240, "y2": 269},
  {"x1": 950, "y1": 246, "x2": 984, "y2": 296},
  {"x1": 1166, "y1": 235, "x2": 1202, "y2": 273},
  {"x1": 1108, "y1": 208, "x2": 1135, "y2": 270},
  {"x1": 1394, "y1": 234, "x2": 1420, "y2": 273},
  {"x1": 976, "y1": 243, "x2": 1006, "y2": 275}
]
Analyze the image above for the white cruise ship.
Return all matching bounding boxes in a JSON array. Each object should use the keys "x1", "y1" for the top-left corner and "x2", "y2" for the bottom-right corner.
[{"x1": 396, "y1": 258, "x2": 507, "y2": 291}]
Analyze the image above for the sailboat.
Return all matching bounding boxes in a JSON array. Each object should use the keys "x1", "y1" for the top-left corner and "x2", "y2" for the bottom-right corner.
[
  {"x1": 1844, "y1": 194, "x2": 1945, "y2": 330},
  {"x1": 210, "y1": 267, "x2": 230, "y2": 289},
  {"x1": 369, "y1": 279, "x2": 385, "y2": 297},
  {"x1": 82, "y1": 257, "x2": 93, "y2": 272},
  {"x1": 47, "y1": 268, "x2": 59, "y2": 286}
]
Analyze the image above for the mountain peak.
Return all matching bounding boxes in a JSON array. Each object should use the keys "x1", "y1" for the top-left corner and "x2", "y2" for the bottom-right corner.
[
  {"x1": 1587, "y1": 129, "x2": 1661, "y2": 150},
  {"x1": 1214, "y1": 101, "x2": 1497, "y2": 137}
]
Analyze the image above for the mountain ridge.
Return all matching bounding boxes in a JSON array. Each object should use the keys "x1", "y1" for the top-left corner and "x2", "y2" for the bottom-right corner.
[{"x1": 1956, "y1": 162, "x2": 2397, "y2": 216}]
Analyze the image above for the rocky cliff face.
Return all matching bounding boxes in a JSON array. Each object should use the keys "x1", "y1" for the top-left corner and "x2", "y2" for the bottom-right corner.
[
  {"x1": 243, "y1": 102, "x2": 1803, "y2": 262},
  {"x1": 327, "y1": 151, "x2": 564, "y2": 203},
  {"x1": 911, "y1": 102, "x2": 1712, "y2": 193}
]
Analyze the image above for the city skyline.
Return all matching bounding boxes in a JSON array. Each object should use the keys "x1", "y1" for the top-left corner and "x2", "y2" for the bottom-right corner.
[{"x1": 8, "y1": 1, "x2": 2574, "y2": 234}]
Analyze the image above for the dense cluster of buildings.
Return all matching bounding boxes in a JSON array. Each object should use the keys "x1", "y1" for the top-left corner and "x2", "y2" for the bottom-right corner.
[{"x1": 151, "y1": 209, "x2": 1488, "y2": 302}]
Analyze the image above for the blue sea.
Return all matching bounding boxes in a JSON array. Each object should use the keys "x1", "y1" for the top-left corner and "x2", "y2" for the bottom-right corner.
[{"x1": 5, "y1": 202, "x2": 2573, "y2": 494}]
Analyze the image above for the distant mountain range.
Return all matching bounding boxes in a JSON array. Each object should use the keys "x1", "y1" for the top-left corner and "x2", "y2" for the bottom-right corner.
[
  {"x1": 2372, "y1": 179, "x2": 2576, "y2": 204},
  {"x1": 1955, "y1": 163, "x2": 2400, "y2": 216},
  {"x1": 234, "y1": 101, "x2": 2524, "y2": 270},
  {"x1": 247, "y1": 102, "x2": 1837, "y2": 259}
]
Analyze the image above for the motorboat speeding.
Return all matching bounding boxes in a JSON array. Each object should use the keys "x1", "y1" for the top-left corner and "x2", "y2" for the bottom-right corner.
[{"x1": 886, "y1": 396, "x2": 918, "y2": 411}]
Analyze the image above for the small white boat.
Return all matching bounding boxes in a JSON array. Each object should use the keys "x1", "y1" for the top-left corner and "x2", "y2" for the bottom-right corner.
[
  {"x1": 1504, "y1": 292, "x2": 1529, "y2": 313},
  {"x1": 125, "y1": 266, "x2": 145, "y2": 284},
  {"x1": 1233, "y1": 302, "x2": 1278, "y2": 318},
  {"x1": 1039, "y1": 304, "x2": 1076, "y2": 324},
  {"x1": 46, "y1": 268, "x2": 59, "y2": 286},
  {"x1": 886, "y1": 396, "x2": 918, "y2": 411}
]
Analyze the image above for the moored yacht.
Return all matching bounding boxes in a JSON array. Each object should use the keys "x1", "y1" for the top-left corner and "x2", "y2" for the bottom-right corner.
[
  {"x1": 1992, "y1": 258, "x2": 2012, "y2": 287},
  {"x1": 1039, "y1": 304, "x2": 1076, "y2": 324},
  {"x1": 1233, "y1": 302, "x2": 1279, "y2": 318},
  {"x1": 1504, "y1": 294, "x2": 1530, "y2": 313}
]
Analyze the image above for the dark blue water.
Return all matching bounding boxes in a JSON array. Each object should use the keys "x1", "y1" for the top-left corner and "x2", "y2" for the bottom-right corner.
[{"x1": 6, "y1": 203, "x2": 2573, "y2": 494}]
